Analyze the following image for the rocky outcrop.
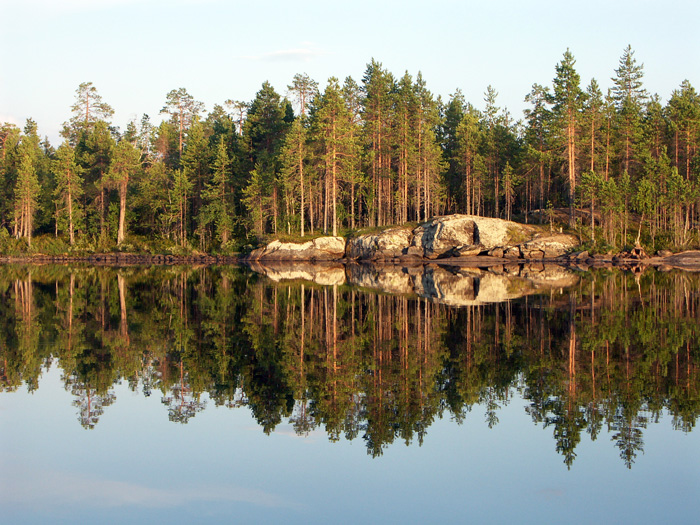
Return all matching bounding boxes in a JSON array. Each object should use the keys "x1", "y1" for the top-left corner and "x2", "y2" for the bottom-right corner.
[
  {"x1": 408, "y1": 215, "x2": 539, "y2": 259},
  {"x1": 409, "y1": 216, "x2": 479, "y2": 258},
  {"x1": 247, "y1": 236, "x2": 346, "y2": 262},
  {"x1": 346, "y1": 227, "x2": 413, "y2": 260},
  {"x1": 248, "y1": 214, "x2": 580, "y2": 262},
  {"x1": 658, "y1": 250, "x2": 700, "y2": 270},
  {"x1": 349, "y1": 215, "x2": 578, "y2": 261},
  {"x1": 517, "y1": 233, "x2": 581, "y2": 258}
]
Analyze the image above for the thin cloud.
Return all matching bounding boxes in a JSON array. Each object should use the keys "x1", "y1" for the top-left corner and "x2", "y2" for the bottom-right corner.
[
  {"x1": 535, "y1": 488, "x2": 565, "y2": 500},
  {"x1": 0, "y1": 114, "x2": 20, "y2": 126},
  {"x1": 243, "y1": 44, "x2": 326, "y2": 63},
  {"x1": 15, "y1": 0, "x2": 143, "y2": 12},
  {"x1": 2, "y1": 469, "x2": 304, "y2": 510},
  {"x1": 12, "y1": 0, "x2": 218, "y2": 13}
]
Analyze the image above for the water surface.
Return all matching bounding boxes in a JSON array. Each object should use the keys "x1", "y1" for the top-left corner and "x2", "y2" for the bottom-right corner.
[{"x1": 1, "y1": 264, "x2": 698, "y2": 523}]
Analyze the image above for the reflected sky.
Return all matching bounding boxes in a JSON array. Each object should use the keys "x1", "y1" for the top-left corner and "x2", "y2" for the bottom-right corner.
[{"x1": 2, "y1": 363, "x2": 699, "y2": 524}]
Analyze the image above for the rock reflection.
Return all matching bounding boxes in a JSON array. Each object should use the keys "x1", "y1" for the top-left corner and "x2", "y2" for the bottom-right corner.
[
  {"x1": 250, "y1": 261, "x2": 580, "y2": 305},
  {"x1": 0, "y1": 264, "x2": 698, "y2": 467}
]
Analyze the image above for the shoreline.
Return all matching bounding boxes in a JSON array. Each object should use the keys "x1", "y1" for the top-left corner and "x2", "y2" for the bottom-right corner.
[{"x1": 1, "y1": 250, "x2": 699, "y2": 271}]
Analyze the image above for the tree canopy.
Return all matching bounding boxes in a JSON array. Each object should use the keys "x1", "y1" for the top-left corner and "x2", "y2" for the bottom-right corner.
[{"x1": 1, "y1": 48, "x2": 699, "y2": 254}]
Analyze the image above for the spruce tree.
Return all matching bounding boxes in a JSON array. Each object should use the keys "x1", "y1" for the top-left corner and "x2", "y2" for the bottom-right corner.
[
  {"x1": 200, "y1": 137, "x2": 234, "y2": 246},
  {"x1": 612, "y1": 45, "x2": 647, "y2": 177},
  {"x1": 243, "y1": 82, "x2": 291, "y2": 234},
  {"x1": 170, "y1": 168, "x2": 192, "y2": 246}
]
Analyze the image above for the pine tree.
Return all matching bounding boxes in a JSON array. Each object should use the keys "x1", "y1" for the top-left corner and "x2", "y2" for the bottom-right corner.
[
  {"x1": 640, "y1": 94, "x2": 666, "y2": 166},
  {"x1": 633, "y1": 177, "x2": 657, "y2": 246},
  {"x1": 341, "y1": 77, "x2": 363, "y2": 229},
  {"x1": 394, "y1": 72, "x2": 418, "y2": 223},
  {"x1": 578, "y1": 170, "x2": 602, "y2": 242},
  {"x1": 287, "y1": 73, "x2": 319, "y2": 118},
  {"x1": 524, "y1": 83, "x2": 552, "y2": 219},
  {"x1": 14, "y1": 141, "x2": 41, "y2": 246},
  {"x1": 414, "y1": 73, "x2": 445, "y2": 221},
  {"x1": 224, "y1": 100, "x2": 248, "y2": 135},
  {"x1": 454, "y1": 104, "x2": 483, "y2": 215},
  {"x1": 582, "y1": 79, "x2": 604, "y2": 174},
  {"x1": 551, "y1": 49, "x2": 584, "y2": 226},
  {"x1": 667, "y1": 80, "x2": 700, "y2": 179},
  {"x1": 311, "y1": 77, "x2": 355, "y2": 236},
  {"x1": 107, "y1": 140, "x2": 141, "y2": 245},
  {"x1": 62, "y1": 82, "x2": 114, "y2": 144},
  {"x1": 53, "y1": 143, "x2": 84, "y2": 245},
  {"x1": 665, "y1": 167, "x2": 693, "y2": 246},
  {"x1": 280, "y1": 118, "x2": 308, "y2": 236},
  {"x1": 361, "y1": 60, "x2": 395, "y2": 226},
  {"x1": 483, "y1": 85, "x2": 501, "y2": 216},
  {"x1": 160, "y1": 88, "x2": 205, "y2": 158}
]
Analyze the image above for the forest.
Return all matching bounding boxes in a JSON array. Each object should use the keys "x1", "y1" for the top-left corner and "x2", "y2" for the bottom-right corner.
[{"x1": 1, "y1": 46, "x2": 699, "y2": 255}]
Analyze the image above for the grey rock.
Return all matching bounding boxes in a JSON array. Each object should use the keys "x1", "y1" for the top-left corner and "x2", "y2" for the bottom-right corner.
[
  {"x1": 248, "y1": 236, "x2": 346, "y2": 261},
  {"x1": 346, "y1": 227, "x2": 413, "y2": 260}
]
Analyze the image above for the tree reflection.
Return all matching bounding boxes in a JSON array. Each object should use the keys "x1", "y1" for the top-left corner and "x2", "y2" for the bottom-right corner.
[
  {"x1": 65, "y1": 373, "x2": 117, "y2": 429},
  {"x1": 0, "y1": 264, "x2": 698, "y2": 466},
  {"x1": 161, "y1": 360, "x2": 206, "y2": 424}
]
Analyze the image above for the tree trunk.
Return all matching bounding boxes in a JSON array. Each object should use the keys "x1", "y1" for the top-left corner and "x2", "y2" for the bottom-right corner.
[
  {"x1": 300, "y1": 143, "x2": 305, "y2": 237},
  {"x1": 332, "y1": 135, "x2": 337, "y2": 237},
  {"x1": 117, "y1": 180, "x2": 127, "y2": 245},
  {"x1": 68, "y1": 185, "x2": 75, "y2": 246},
  {"x1": 568, "y1": 116, "x2": 576, "y2": 228}
]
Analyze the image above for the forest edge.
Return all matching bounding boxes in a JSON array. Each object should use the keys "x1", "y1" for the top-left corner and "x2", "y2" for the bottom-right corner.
[{"x1": 2, "y1": 214, "x2": 699, "y2": 271}]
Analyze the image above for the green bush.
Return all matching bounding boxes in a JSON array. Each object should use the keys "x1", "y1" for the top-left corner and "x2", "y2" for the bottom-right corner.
[{"x1": 30, "y1": 235, "x2": 70, "y2": 255}]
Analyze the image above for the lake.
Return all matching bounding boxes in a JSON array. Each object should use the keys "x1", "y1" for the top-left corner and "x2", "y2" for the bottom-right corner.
[{"x1": 1, "y1": 263, "x2": 698, "y2": 524}]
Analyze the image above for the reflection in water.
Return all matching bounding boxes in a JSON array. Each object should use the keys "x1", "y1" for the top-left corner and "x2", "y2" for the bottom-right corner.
[{"x1": 0, "y1": 264, "x2": 698, "y2": 467}]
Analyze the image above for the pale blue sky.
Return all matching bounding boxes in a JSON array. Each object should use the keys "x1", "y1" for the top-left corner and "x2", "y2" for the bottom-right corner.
[{"x1": 1, "y1": 0, "x2": 698, "y2": 145}]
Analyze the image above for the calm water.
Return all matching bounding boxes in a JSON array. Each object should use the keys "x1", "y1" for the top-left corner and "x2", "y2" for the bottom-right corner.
[{"x1": 1, "y1": 263, "x2": 698, "y2": 524}]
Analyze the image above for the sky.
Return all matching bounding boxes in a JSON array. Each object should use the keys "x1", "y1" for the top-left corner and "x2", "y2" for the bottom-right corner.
[{"x1": 1, "y1": 0, "x2": 699, "y2": 146}]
